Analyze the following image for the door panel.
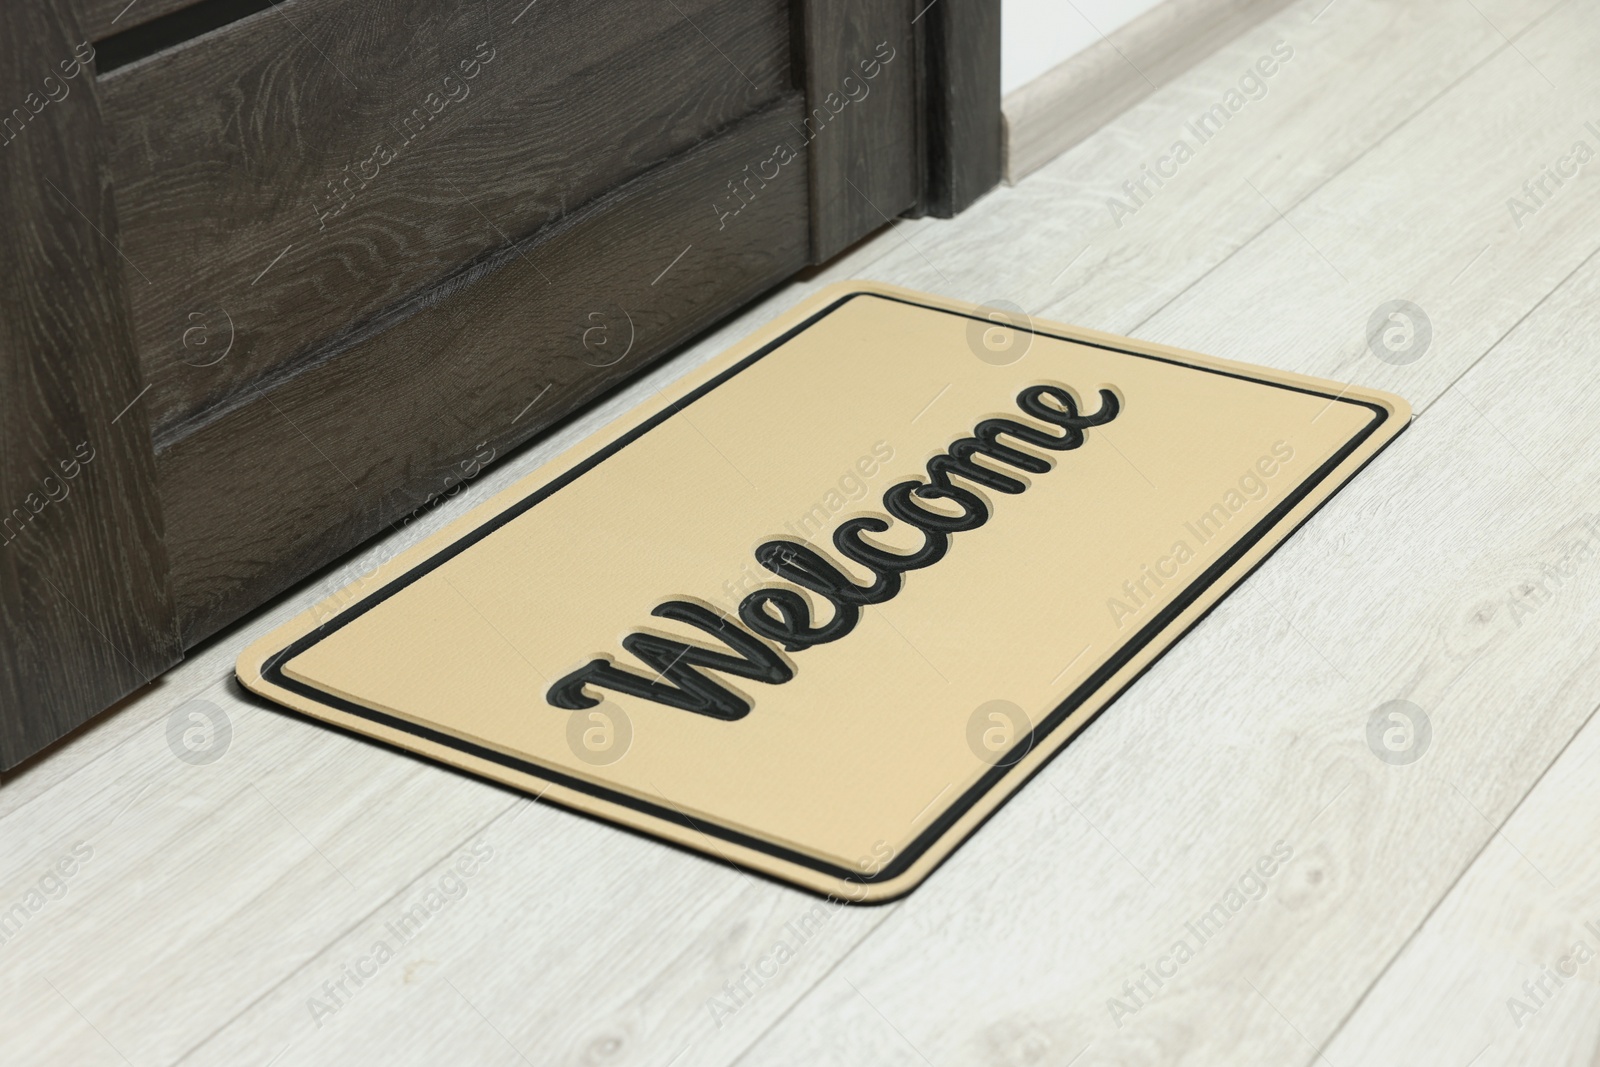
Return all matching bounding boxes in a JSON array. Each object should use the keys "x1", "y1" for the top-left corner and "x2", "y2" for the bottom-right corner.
[
  {"x1": 159, "y1": 97, "x2": 812, "y2": 644},
  {"x1": 99, "y1": 0, "x2": 791, "y2": 443}
]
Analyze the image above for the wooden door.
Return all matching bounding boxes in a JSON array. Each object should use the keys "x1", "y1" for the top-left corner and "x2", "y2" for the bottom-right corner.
[{"x1": 0, "y1": 0, "x2": 999, "y2": 767}]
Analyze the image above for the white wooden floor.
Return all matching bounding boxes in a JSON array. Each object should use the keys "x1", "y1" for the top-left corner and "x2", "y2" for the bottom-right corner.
[{"x1": 7, "y1": 0, "x2": 1600, "y2": 1063}]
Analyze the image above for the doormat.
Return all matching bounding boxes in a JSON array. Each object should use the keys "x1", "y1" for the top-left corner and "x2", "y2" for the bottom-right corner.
[{"x1": 239, "y1": 282, "x2": 1408, "y2": 902}]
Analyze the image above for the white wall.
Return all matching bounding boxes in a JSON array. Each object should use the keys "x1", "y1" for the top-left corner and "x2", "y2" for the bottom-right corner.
[{"x1": 1002, "y1": 0, "x2": 1168, "y2": 96}]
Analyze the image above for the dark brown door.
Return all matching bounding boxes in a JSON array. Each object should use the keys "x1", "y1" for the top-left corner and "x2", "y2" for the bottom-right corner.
[{"x1": 0, "y1": 0, "x2": 999, "y2": 767}]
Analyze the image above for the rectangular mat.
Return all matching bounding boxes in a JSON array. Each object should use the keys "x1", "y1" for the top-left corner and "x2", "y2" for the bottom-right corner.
[{"x1": 238, "y1": 282, "x2": 1409, "y2": 902}]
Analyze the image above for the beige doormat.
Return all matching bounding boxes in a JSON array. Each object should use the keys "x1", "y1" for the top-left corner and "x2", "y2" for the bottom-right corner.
[{"x1": 239, "y1": 282, "x2": 1408, "y2": 902}]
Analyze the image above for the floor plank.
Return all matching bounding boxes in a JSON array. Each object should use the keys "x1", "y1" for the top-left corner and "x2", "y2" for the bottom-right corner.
[
  {"x1": 1321, "y1": 221, "x2": 1600, "y2": 1067},
  {"x1": 1132, "y1": 0, "x2": 1600, "y2": 417}
]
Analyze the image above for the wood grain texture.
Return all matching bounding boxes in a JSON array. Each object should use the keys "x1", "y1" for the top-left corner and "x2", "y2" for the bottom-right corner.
[
  {"x1": 915, "y1": 0, "x2": 1001, "y2": 217},
  {"x1": 0, "y1": 6, "x2": 179, "y2": 768},
  {"x1": 1002, "y1": 0, "x2": 1298, "y2": 182},
  {"x1": 1322, "y1": 240, "x2": 1600, "y2": 1067},
  {"x1": 99, "y1": 0, "x2": 790, "y2": 441},
  {"x1": 6, "y1": 0, "x2": 1599, "y2": 1064},
  {"x1": 794, "y1": 0, "x2": 919, "y2": 261},
  {"x1": 158, "y1": 97, "x2": 813, "y2": 646}
]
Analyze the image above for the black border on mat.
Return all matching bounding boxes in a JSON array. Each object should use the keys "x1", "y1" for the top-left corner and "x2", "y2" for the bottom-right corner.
[{"x1": 260, "y1": 290, "x2": 1394, "y2": 888}]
